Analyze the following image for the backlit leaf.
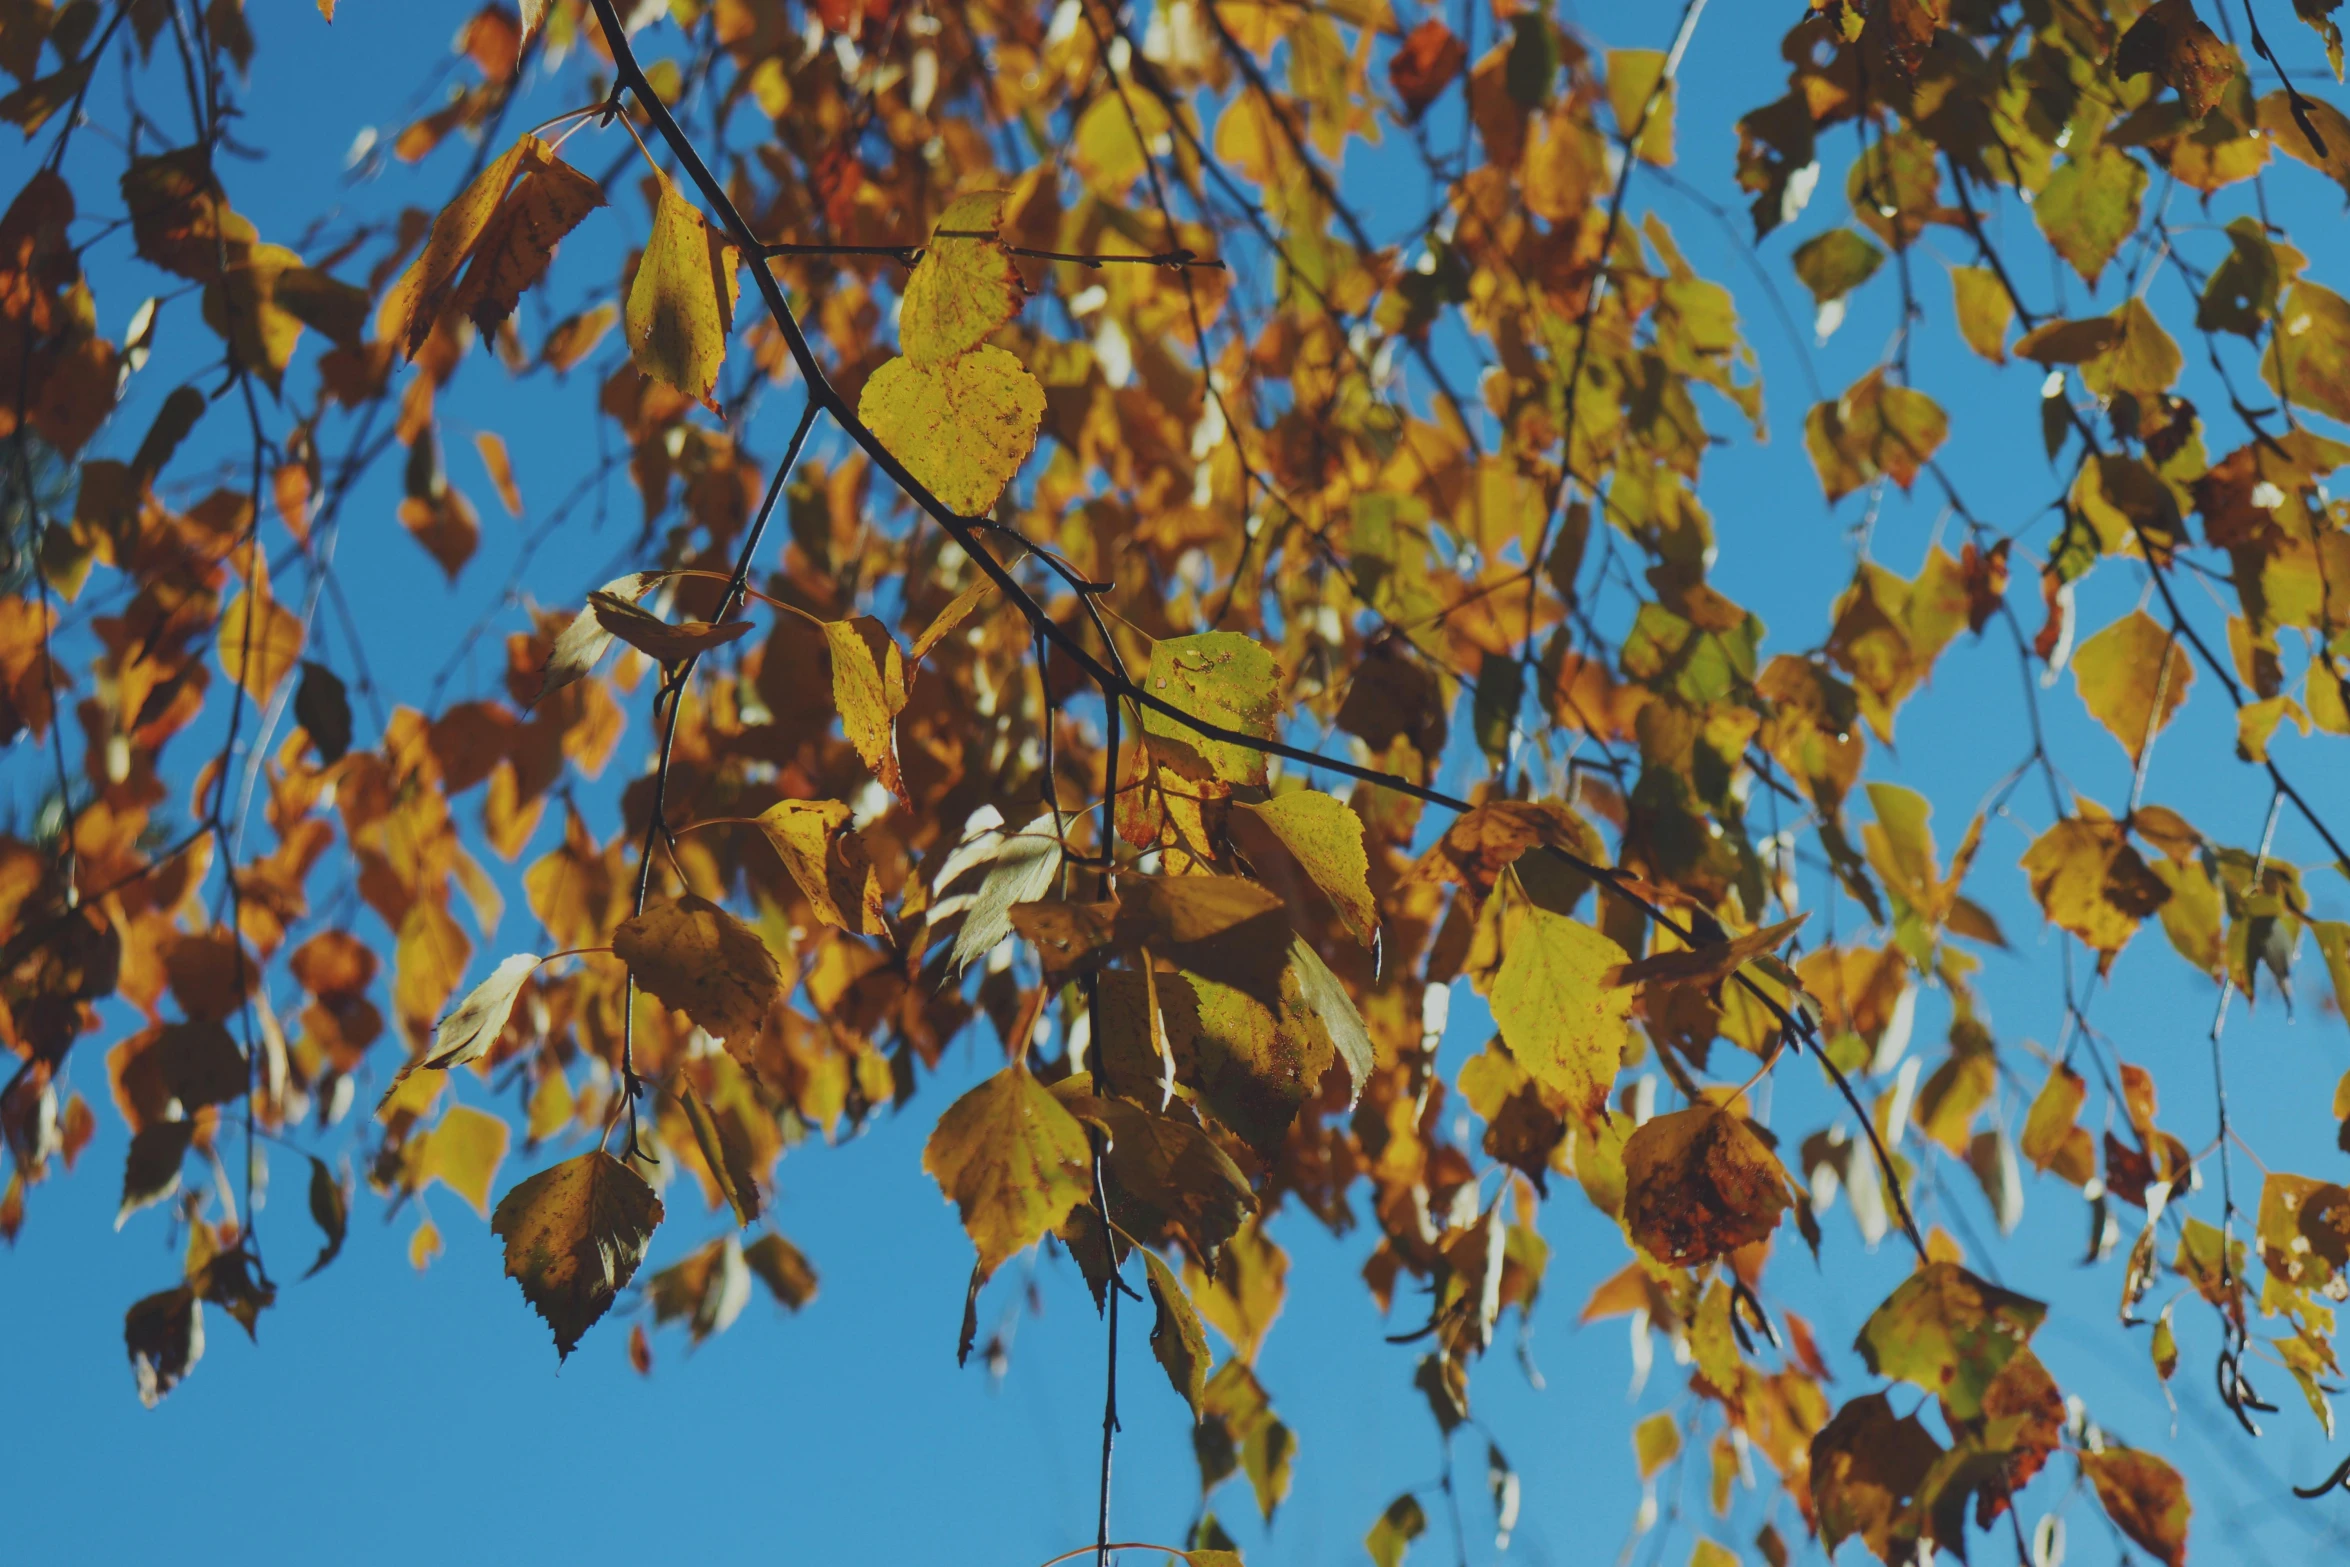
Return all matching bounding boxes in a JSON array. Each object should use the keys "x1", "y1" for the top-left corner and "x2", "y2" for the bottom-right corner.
[
  {"x1": 858, "y1": 345, "x2": 1045, "y2": 516},
  {"x1": 2036, "y1": 144, "x2": 2146, "y2": 285},
  {"x1": 1238, "y1": 790, "x2": 1376, "y2": 945},
  {"x1": 823, "y1": 617, "x2": 908, "y2": 802},
  {"x1": 754, "y1": 799, "x2": 885, "y2": 934},
  {"x1": 217, "y1": 562, "x2": 304, "y2": 702},
  {"x1": 2264, "y1": 281, "x2": 2350, "y2": 426},
  {"x1": 1951, "y1": 265, "x2": 2011, "y2": 362},
  {"x1": 900, "y1": 190, "x2": 1023, "y2": 362},
  {"x1": 422, "y1": 1103, "x2": 509, "y2": 1218},
  {"x1": 1855, "y1": 1262, "x2": 2046, "y2": 1419},
  {"x1": 1142, "y1": 1247, "x2": 1210, "y2": 1419},
  {"x1": 2073, "y1": 609, "x2": 2191, "y2": 762},
  {"x1": 1138, "y1": 632, "x2": 1282, "y2": 788},
  {"x1": 2021, "y1": 817, "x2": 2171, "y2": 964},
  {"x1": 409, "y1": 952, "x2": 538, "y2": 1075},
  {"x1": 1621, "y1": 1104, "x2": 1792, "y2": 1266},
  {"x1": 627, "y1": 175, "x2": 740, "y2": 412},
  {"x1": 922, "y1": 1065, "x2": 1092, "y2": 1279},
  {"x1": 1487, "y1": 900, "x2": 1631, "y2": 1129}
]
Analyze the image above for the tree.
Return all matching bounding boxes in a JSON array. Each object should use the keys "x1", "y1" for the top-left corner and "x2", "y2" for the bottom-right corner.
[{"x1": 5, "y1": 0, "x2": 2350, "y2": 1560}]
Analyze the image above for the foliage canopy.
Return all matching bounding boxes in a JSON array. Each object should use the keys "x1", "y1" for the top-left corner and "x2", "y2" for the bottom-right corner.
[{"x1": 10, "y1": 0, "x2": 2350, "y2": 1560}]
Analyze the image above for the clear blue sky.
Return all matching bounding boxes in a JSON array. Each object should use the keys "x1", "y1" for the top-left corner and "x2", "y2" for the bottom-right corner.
[{"x1": 10, "y1": 4, "x2": 2350, "y2": 1564}]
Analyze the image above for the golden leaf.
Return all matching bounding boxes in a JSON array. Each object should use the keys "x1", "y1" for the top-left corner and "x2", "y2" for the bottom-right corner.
[
  {"x1": 921, "y1": 1065, "x2": 1092, "y2": 1279},
  {"x1": 491, "y1": 1149, "x2": 662, "y2": 1360},
  {"x1": 899, "y1": 190, "x2": 1023, "y2": 363},
  {"x1": 613, "y1": 895, "x2": 781, "y2": 1045},
  {"x1": 857, "y1": 345, "x2": 1044, "y2": 516},
  {"x1": 627, "y1": 175, "x2": 740, "y2": 412}
]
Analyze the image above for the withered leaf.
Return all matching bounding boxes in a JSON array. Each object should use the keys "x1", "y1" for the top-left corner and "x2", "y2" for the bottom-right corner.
[
  {"x1": 614, "y1": 896, "x2": 780, "y2": 1045},
  {"x1": 490, "y1": 1150, "x2": 663, "y2": 1360},
  {"x1": 1621, "y1": 1104, "x2": 1792, "y2": 1266}
]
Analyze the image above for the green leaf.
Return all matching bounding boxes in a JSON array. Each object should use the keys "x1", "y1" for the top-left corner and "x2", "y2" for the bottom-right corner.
[
  {"x1": 490, "y1": 1150, "x2": 664, "y2": 1361},
  {"x1": 1854, "y1": 1261, "x2": 2046, "y2": 1419},
  {"x1": 1138, "y1": 632, "x2": 1282, "y2": 788},
  {"x1": 2035, "y1": 145, "x2": 2147, "y2": 285},
  {"x1": 1791, "y1": 227, "x2": 1885, "y2": 308}
]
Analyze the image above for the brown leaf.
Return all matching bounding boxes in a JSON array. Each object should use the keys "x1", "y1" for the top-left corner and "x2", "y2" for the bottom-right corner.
[
  {"x1": 614, "y1": 896, "x2": 781, "y2": 1045},
  {"x1": 588, "y1": 589, "x2": 753, "y2": 663},
  {"x1": 1621, "y1": 1104, "x2": 1792, "y2": 1266},
  {"x1": 491, "y1": 1149, "x2": 663, "y2": 1360}
]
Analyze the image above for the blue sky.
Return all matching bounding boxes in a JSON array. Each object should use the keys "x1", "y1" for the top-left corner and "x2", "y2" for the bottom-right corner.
[{"x1": 10, "y1": 3, "x2": 2350, "y2": 1564}]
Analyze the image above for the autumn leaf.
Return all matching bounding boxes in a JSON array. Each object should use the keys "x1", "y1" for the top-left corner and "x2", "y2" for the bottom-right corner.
[
  {"x1": 2021, "y1": 816, "x2": 2171, "y2": 964},
  {"x1": 449, "y1": 141, "x2": 603, "y2": 337},
  {"x1": 490, "y1": 1150, "x2": 663, "y2": 1360},
  {"x1": 1141, "y1": 1247, "x2": 1210, "y2": 1418},
  {"x1": 627, "y1": 175, "x2": 740, "y2": 412},
  {"x1": 2082, "y1": 1447, "x2": 2190, "y2": 1567},
  {"x1": 753, "y1": 799, "x2": 885, "y2": 934},
  {"x1": 420, "y1": 1103, "x2": 509, "y2": 1218},
  {"x1": 900, "y1": 190, "x2": 1024, "y2": 362},
  {"x1": 823, "y1": 617, "x2": 909, "y2": 802},
  {"x1": 1811, "y1": 1392, "x2": 1943, "y2": 1563},
  {"x1": 2036, "y1": 144, "x2": 2147, "y2": 285},
  {"x1": 1238, "y1": 790, "x2": 1376, "y2": 945},
  {"x1": 217, "y1": 560, "x2": 304, "y2": 702},
  {"x1": 922, "y1": 1065, "x2": 1092, "y2": 1279},
  {"x1": 613, "y1": 896, "x2": 781, "y2": 1045},
  {"x1": 858, "y1": 345, "x2": 1045, "y2": 516},
  {"x1": 2116, "y1": 0, "x2": 2236, "y2": 119},
  {"x1": 2264, "y1": 282, "x2": 2350, "y2": 426},
  {"x1": 1855, "y1": 1262, "x2": 2046, "y2": 1419},
  {"x1": 1951, "y1": 265, "x2": 2011, "y2": 362},
  {"x1": 125, "y1": 1286, "x2": 205, "y2": 1408},
  {"x1": 1138, "y1": 631, "x2": 1282, "y2": 788},
  {"x1": 405, "y1": 952, "x2": 538, "y2": 1076},
  {"x1": 1621, "y1": 1104, "x2": 1792, "y2": 1265},
  {"x1": 1389, "y1": 19, "x2": 1466, "y2": 120},
  {"x1": 379, "y1": 135, "x2": 529, "y2": 356},
  {"x1": 588, "y1": 589, "x2": 753, "y2": 663},
  {"x1": 528, "y1": 572, "x2": 656, "y2": 705},
  {"x1": 2073, "y1": 609, "x2": 2191, "y2": 762},
  {"x1": 1487, "y1": 900, "x2": 1632, "y2": 1129}
]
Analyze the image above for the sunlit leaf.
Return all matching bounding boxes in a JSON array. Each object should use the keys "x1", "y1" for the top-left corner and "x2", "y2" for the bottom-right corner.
[
  {"x1": 490, "y1": 1150, "x2": 663, "y2": 1360},
  {"x1": 858, "y1": 345, "x2": 1045, "y2": 516}
]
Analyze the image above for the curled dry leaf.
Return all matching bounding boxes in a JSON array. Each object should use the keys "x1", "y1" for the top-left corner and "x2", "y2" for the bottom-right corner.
[
  {"x1": 528, "y1": 571, "x2": 657, "y2": 705},
  {"x1": 587, "y1": 589, "x2": 753, "y2": 664},
  {"x1": 404, "y1": 952, "x2": 538, "y2": 1077}
]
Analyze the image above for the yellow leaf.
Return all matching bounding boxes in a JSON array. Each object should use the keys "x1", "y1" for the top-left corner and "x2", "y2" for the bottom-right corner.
[
  {"x1": 1236, "y1": 791, "x2": 1374, "y2": 945},
  {"x1": 450, "y1": 140, "x2": 604, "y2": 337},
  {"x1": 2020, "y1": 817, "x2": 2170, "y2": 963},
  {"x1": 475, "y1": 432, "x2": 522, "y2": 516},
  {"x1": 1183, "y1": 1214, "x2": 1288, "y2": 1361},
  {"x1": 613, "y1": 895, "x2": 781, "y2": 1045},
  {"x1": 909, "y1": 576, "x2": 996, "y2": 665},
  {"x1": 1142, "y1": 1248, "x2": 1211, "y2": 1417},
  {"x1": 1486, "y1": 899, "x2": 1631, "y2": 1128},
  {"x1": 1951, "y1": 264, "x2": 2010, "y2": 362},
  {"x1": 858, "y1": 345, "x2": 1045, "y2": 516},
  {"x1": 753, "y1": 798, "x2": 885, "y2": 934},
  {"x1": 922, "y1": 1065, "x2": 1092, "y2": 1279},
  {"x1": 377, "y1": 136, "x2": 531, "y2": 357},
  {"x1": 823, "y1": 616, "x2": 908, "y2": 802},
  {"x1": 900, "y1": 190, "x2": 1024, "y2": 362},
  {"x1": 422, "y1": 1103, "x2": 509, "y2": 1218},
  {"x1": 2019, "y1": 1062, "x2": 2095, "y2": 1184},
  {"x1": 216, "y1": 559, "x2": 304, "y2": 702},
  {"x1": 2081, "y1": 1448, "x2": 2190, "y2": 1567},
  {"x1": 587, "y1": 589, "x2": 752, "y2": 663},
  {"x1": 527, "y1": 571, "x2": 656, "y2": 705},
  {"x1": 2073, "y1": 609, "x2": 2191, "y2": 762},
  {"x1": 393, "y1": 899, "x2": 473, "y2": 1034},
  {"x1": 491, "y1": 1149, "x2": 663, "y2": 1359},
  {"x1": 627, "y1": 175, "x2": 740, "y2": 412}
]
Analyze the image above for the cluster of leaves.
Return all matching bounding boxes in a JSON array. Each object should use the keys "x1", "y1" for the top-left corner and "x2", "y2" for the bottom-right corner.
[{"x1": 6, "y1": 0, "x2": 2350, "y2": 1561}]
